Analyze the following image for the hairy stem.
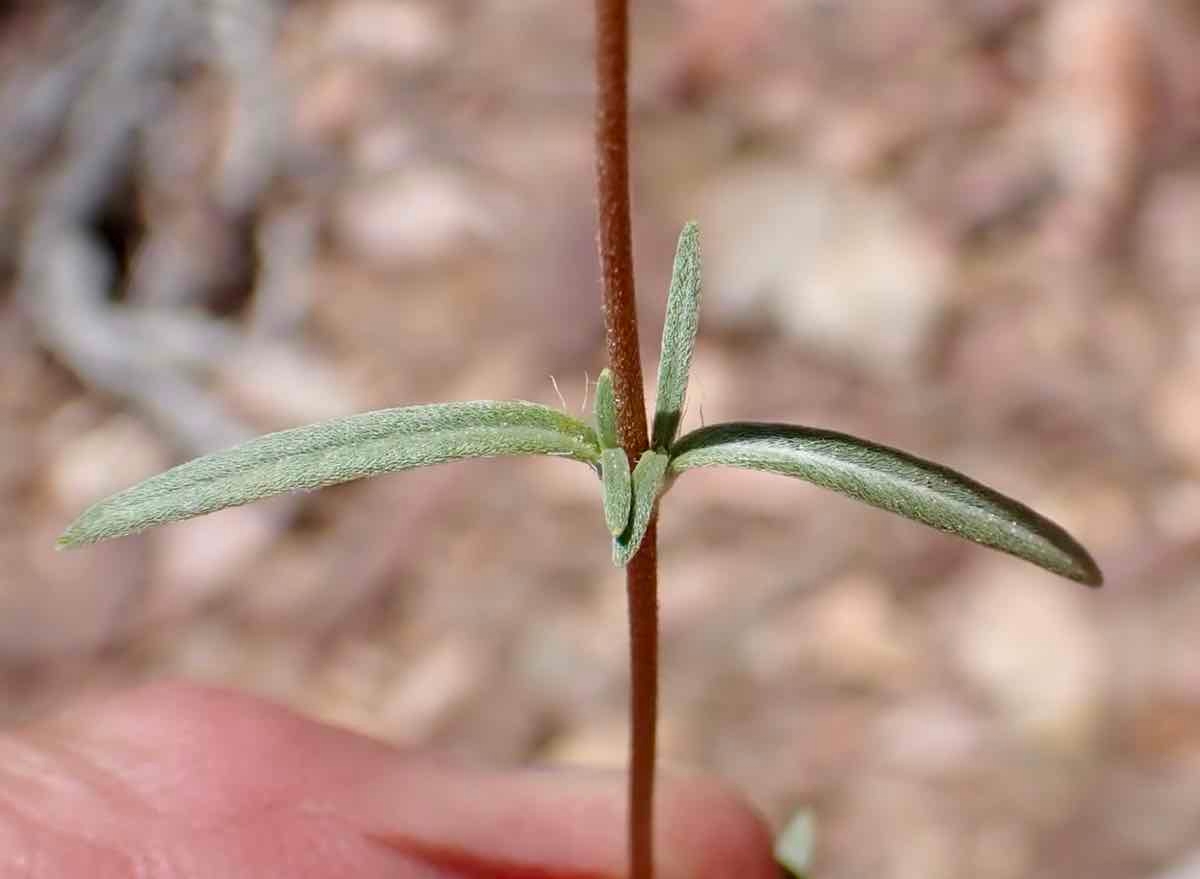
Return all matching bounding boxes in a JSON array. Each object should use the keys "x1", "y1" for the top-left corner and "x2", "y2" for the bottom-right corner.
[
  {"x1": 623, "y1": 520, "x2": 658, "y2": 879},
  {"x1": 594, "y1": 1, "x2": 646, "y2": 453},
  {"x1": 594, "y1": 1, "x2": 659, "y2": 877}
]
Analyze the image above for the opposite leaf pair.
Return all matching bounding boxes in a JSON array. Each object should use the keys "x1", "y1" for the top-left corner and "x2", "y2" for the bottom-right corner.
[
  {"x1": 59, "y1": 223, "x2": 1100, "y2": 587},
  {"x1": 597, "y1": 220, "x2": 702, "y2": 566},
  {"x1": 597, "y1": 224, "x2": 1099, "y2": 584}
]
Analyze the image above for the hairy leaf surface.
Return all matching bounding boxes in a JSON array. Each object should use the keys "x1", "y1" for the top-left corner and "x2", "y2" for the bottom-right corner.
[
  {"x1": 595, "y1": 368, "x2": 619, "y2": 450},
  {"x1": 651, "y1": 222, "x2": 701, "y2": 451},
  {"x1": 669, "y1": 423, "x2": 1101, "y2": 585},
  {"x1": 614, "y1": 450, "x2": 669, "y2": 566},
  {"x1": 601, "y1": 447, "x2": 632, "y2": 536},
  {"x1": 61, "y1": 402, "x2": 601, "y2": 547}
]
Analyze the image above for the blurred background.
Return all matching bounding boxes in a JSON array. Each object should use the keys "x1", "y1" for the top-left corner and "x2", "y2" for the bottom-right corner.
[{"x1": 1, "y1": 0, "x2": 1198, "y2": 875}]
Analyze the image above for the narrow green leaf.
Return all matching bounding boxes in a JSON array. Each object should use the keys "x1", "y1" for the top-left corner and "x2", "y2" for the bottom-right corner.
[
  {"x1": 613, "y1": 450, "x2": 669, "y2": 566},
  {"x1": 651, "y1": 221, "x2": 702, "y2": 451},
  {"x1": 601, "y1": 447, "x2": 632, "y2": 536},
  {"x1": 669, "y1": 423, "x2": 1102, "y2": 586},
  {"x1": 60, "y1": 401, "x2": 601, "y2": 547},
  {"x1": 595, "y1": 367, "x2": 619, "y2": 449}
]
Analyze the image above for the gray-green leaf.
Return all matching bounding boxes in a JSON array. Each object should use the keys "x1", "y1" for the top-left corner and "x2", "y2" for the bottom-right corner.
[
  {"x1": 595, "y1": 367, "x2": 620, "y2": 450},
  {"x1": 600, "y1": 447, "x2": 632, "y2": 536},
  {"x1": 60, "y1": 401, "x2": 601, "y2": 547},
  {"x1": 613, "y1": 450, "x2": 669, "y2": 566},
  {"x1": 651, "y1": 221, "x2": 701, "y2": 451},
  {"x1": 669, "y1": 422, "x2": 1101, "y2": 585}
]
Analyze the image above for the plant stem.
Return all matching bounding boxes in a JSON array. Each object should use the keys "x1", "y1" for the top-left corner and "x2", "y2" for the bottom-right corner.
[
  {"x1": 623, "y1": 521, "x2": 659, "y2": 879},
  {"x1": 594, "y1": 2, "x2": 659, "y2": 878},
  {"x1": 594, "y1": 2, "x2": 647, "y2": 454}
]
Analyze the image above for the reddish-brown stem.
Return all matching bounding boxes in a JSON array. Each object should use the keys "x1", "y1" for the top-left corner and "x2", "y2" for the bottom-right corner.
[
  {"x1": 622, "y1": 521, "x2": 658, "y2": 879},
  {"x1": 594, "y1": 2, "x2": 659, "y2": 878},
  {"x1": 594, "y1": 0, "x2": 648, "y2": 454}
]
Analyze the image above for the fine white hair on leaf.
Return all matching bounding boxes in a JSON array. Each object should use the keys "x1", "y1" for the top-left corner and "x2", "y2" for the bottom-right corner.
[
  {"x1": 549, "y1": 374, "x2": 568, "y2": 411},
  {"x1": 60, "y1": 401, "x2": 602, "y2": 547}
]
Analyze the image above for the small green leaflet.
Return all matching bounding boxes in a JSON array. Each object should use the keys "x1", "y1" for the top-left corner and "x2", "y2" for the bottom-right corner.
[
  {"x1": 668, "y1": 422, "x2": 1101, "y2": 585},
  {"x1": 59, "y1": 401, "x2": 601, "y2": 547},
  {"x1": 600, "y1": 447, "x2": 632, "y2": 536},
  {"x1": 650, "y1": 221, "x2": 701, "y2": 452},
  {"x1": 595, "y1": 368, "x2": 620, "y2": 450},
  {"x1": 595, "y1": 369, "x2": 634, "y2": 537},
  {"x1": 613, "y1": 450, "x2": 669, "y2": 566}
]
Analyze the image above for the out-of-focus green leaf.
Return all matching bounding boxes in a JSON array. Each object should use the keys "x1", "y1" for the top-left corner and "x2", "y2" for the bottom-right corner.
[
  {"x1": 774, "y1": 809, "x2": 816, "y2": 879},
  {"x1": 669, "y1": 422, "x2": 1102, "y2": 585},
  {"x1": 60, "y1": 401, "x2": 601, "y2": 547}
]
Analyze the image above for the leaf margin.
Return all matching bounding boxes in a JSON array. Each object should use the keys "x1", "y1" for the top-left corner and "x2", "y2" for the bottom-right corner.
[
  {"x1": 60, "y1": 401, "x2": 602, "y2": 548},
  {"x1": 668, "y1": 421, "x2": 1102, "y2": 586}
]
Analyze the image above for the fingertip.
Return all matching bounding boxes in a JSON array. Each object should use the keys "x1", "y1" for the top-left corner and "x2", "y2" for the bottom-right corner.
[
  {"x1": 63, "y1": 679, "x2": 387, "y2": 757},
  {"x1": 657, "y1": 773, "x2": 778, "y2": 879},
  {"x1": 42, "y1": 683, "x2": 780, "y2": 878},
  {"x1": 43, "y1": 679, "x2": 405, "y2": 818},
  {"x1": 56, "y1": 680, "x2": 311, "y2": 758},
  {"x1": 349, "y1": 760, "x2": 778, "y2": 878}
]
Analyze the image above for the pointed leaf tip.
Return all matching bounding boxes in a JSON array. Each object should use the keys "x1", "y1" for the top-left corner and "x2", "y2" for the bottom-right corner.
[
  {"x1": 669, "y1": 422, "x2": 1102, "y2": 586},
  {"x1": 651, "y1": 221, "x2": 702, "y2": 451}
]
